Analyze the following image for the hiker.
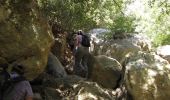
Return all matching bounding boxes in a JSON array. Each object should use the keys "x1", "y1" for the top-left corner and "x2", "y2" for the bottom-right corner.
[
  {"x1": 73, "y1": 30, "x2": 90, "y2": 78},
  {"x1": 1, "y1": 64, "x2": 33, "y2": 100}
]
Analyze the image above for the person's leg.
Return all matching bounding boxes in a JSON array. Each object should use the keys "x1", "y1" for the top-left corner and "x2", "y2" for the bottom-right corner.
[
  {"x1": 74, "y1": 47, "x2": 84, "y2": 76},
  {"x1": 82, "y1": 47, "x2": 89, "y2": 78}
]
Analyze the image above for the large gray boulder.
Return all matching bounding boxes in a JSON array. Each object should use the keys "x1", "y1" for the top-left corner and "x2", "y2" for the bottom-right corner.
[
  {"x1": 125, "y1": 51, "x2": 170, "y2": 100},
  {"x1": 156, "y1": 45, "x2": 170, "y2": 63},
  {"x1": 89, "y1": 55, "x2": 122, "y2": 89},
  {"x1": 91, "y1": 34, "x2": 151, "y2": 64},
  {"x1": 46, "y1": 52, "x2": 67, "y2": 78},
  {"x1": 0, "y1": 0, "x2": 54, "y2": 80}
]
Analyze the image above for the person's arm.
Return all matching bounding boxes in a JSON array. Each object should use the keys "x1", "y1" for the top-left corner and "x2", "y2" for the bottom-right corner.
[
  {"x1": 25, "y1": 96, "x2": 33, "y2": 100},
  {"x1": 25, "y1": 81, "x2": 34, "y2": 100},
  {"x1": 74, "y1": 35, "x2": 79, "y2": 47}
]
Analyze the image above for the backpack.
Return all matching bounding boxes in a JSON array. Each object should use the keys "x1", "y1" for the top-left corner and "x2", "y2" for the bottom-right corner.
[{"x1": 81, "y1": 34, "x2": 90, "y2": 47}]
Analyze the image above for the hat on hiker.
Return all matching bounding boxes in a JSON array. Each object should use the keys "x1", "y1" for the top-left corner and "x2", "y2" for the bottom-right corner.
[{"x1": 77, "y1": 30, "x2": 83, "y2": 35}]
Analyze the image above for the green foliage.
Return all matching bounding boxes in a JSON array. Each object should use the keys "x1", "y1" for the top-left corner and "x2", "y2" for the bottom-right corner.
[
  {"x1": 36, "y1": 0, "x2": 169, "y2": 47},
  {"x1": 37, "y1": 0, "x2": 100, "y2": 31},
  {"x1": 109, "y1": 14, "x2": 135, "y2": 33},
  {"x1": 37, "y1": 0, "x2": 133, "y2": 33},
  {"x1": 153, "y1": 33, "x2": 170, "y2": 47},
  {"x1": 148, "y1": 0, "x2": 170, "y2": 47},
  {"x1": 97, "y1": 14, "x2": 136, "y2": 40},
  {"x1": 131, "y1": 0, "x2": 170, "y2": 47}
]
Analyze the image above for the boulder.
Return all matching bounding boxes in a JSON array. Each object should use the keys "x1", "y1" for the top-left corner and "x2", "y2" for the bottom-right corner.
[
  {"x1": 91, "y1": 34, "x2": 151, "y2": 65},
  {"x1": 46, "y1": 52, "x2": 67, "y2": 78},
  {"x1": 32, "y1": 74, "x2": 85, "y2": 99},
  {"x1": 73, "y1": 81, "x2": 116, "y2": 100},
  {"x1": 125, "y1": 51, "x2": 170, "y2": 100},
  {"x1": 43, "y1": 87, "x2": 62, "y2": 100},
  {"x1": 156, "y1": 45, "x2": 170, "y2": 63},
  {"x1": 34, "y1": 74, "x2": 116, "y2": 100},
  {"x1": 0, "y1": 0, "x2": 54, "y2": 80},
  {"x1": 90, "y1": 55, "x2": 122, "y2": 89},
  {"x1": 33, "y1": 69, "x2": 135, "y2": 100}
]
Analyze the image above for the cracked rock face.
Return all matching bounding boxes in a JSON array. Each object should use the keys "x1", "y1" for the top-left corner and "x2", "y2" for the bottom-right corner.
[
  {"x1": 0, "y1": 0, "x2": 54, "y2": 80},
  {"x1": 125, "y1": 52, "x2": 170, "y2": 100}
]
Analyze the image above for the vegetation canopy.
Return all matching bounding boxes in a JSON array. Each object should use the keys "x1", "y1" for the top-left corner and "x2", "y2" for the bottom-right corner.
[{"x1": 37, "y1": 0, "x2": 170, "y2": 47}]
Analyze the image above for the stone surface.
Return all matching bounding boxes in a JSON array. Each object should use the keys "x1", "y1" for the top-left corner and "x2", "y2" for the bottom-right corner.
[
  {"x1": 0, "y1": 0, "x2": 54, "y2": 80},
  {"x1": 90, "y1": 34, "x2": 151, "y2": 65},
  {"x1": 156, "y1": 45, "x2": 170, "y2": 63},
  {"x1": 90, "y1": 55, "x2": 122, "y2": 89},
  {"x1": 73, "y1": 81, "x2": 116, "y2": 100},
  {"x1": 46, "y1": 52, "x2": 67, "y2": 78},
  {"x1": 33, "y1": 74, "x2": 116, "y2": 100},
  {"x1": 125, "y1": 51, "x2": 170, "y2": 100}
]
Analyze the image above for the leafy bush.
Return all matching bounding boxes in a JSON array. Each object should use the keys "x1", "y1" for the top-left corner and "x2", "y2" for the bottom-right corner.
[
  {"x1": 109, "y1": 15, "x2": 136, "y2": 34},
  {"x1": 37, "y1": 0, "x2": 131, "y2": 33},
  {"x1": 101, "y1": 15, "x2": 136, "y2": 40},
  {"x1": 153, "y1": 33, "x2": 170, "y2": 47}
]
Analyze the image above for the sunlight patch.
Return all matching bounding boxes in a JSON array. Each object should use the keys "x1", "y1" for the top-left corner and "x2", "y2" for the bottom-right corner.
[
  {"x1": 148, "y1": 69, "x2": 157, "y2": 77},
  {"x1": 168, "y1": 74, "x2": 170, "y2": 79},
  {"x1": 142, "y1": 84, "x2": 149, "y2": 90},
  {"x1": 147, "y1": 77, "x2": 155, "y2": 85},
  {"x1": 165, "y1": 64, "x2": 170, "y2": 69},
  {"x1": 78, "y1": 92, "x2": 98, "y2": 100},
  {"x1": 156, "y1": 63, "x2": 164, "y2": 70},
  {"x1": 32, "y1": 24, "x2": 39, "y2": 39},
  {"x1": 36, "y1": 61, "x2": 40, "y2": 66},
  {"x1": 157, "y1": 45, "x2": 170, "y2": 55}
]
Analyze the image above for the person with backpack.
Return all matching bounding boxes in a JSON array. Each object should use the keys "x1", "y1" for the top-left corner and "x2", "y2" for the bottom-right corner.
[
  {"x1": 73, "y1": 30, "x2": 90, "y2": 78},
  {"x1": 1, "y1": 64, "x2": 33, "y2": 100}
]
